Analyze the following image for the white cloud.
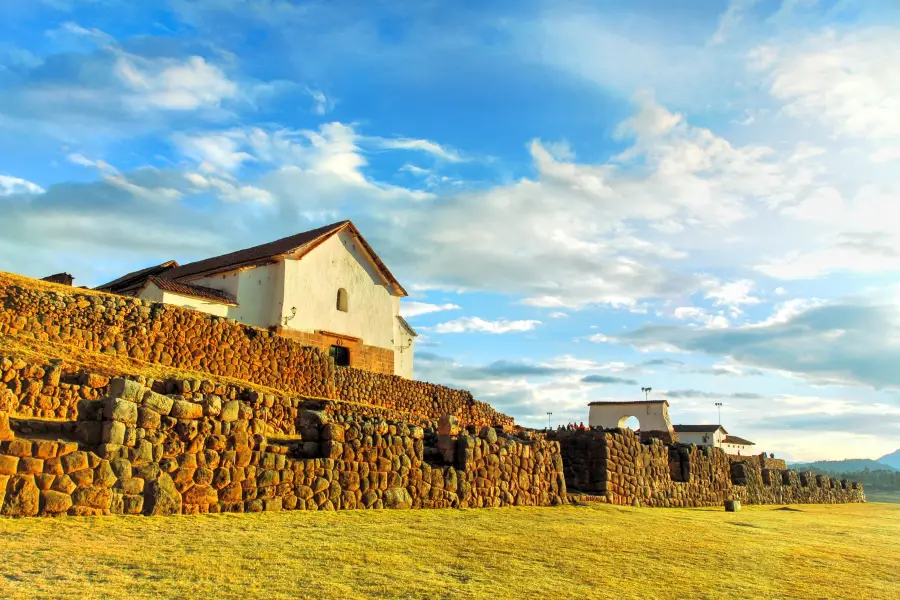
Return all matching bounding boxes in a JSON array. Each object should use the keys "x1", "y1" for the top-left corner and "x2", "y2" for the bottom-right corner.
[
  {"x1": 47, "y1": 21, "x2": 114, "y2": 44},
  {"x1": 710, "y1": 0, "x2": 760, "y2": 45},
  {"x1": 752, "y1": 28, "x2": 900, "y2": 141},
  {"x1": 174, "y1": 133, "x2": 255, "y2": 174},
  {"x1": 613, "y1": 300, "x2": 900, "y2": 390},
  {"x1": 400, "y1": 301, "x2": 461, "y2": 318},
  {"x1": 184, "y1": 172, "x2": 274, "y2": 205},
  {"x1": 432, "y1": 317, "x2": 541, "y2": 334},
  {"x1": 375, "y1": 137, "x2": 464, "y2": 162},
  {"x1": 306, "y1": 88, "x2": 334, "y2": 115},
  {"x1": 0, "y1": 175, "x2": 45, "y2": 196},
  {"x1": 673, "y1": 306, "x2": 730, "y2": 329},
  {"x1": 548, "y1": 311, "x2": 569, "y2": 319},
  {"x1": 702, "y1": 278, "x2": 761, "y2": 309},
  {"x1": 399, "y1": 164, "x2": 429, "y2": 176},
  {"x1": 744, "y1": 297, "x2": 826, "y2": 328},
  {"x1": 67, "y1": 153, "x2": 116, "y2": 173},
  {"x1": 115, "y1": 54, "x2": 237, "y2": 111}
]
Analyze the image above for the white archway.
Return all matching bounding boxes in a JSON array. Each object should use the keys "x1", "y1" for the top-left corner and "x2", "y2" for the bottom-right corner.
[{"x1": 618, "y1": 415, "x2": 641, "y2": 431}]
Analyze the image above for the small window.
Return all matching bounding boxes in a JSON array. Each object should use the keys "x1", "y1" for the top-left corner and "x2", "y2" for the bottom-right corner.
[
  {"x1": 329, "y1": 345, "x2": 350, "y2": 367},
  {"x1": 336, "y1": 288, "x2": 348, "y2": 312}
]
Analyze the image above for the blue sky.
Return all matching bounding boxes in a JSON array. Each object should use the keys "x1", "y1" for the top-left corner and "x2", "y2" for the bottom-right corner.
[{"x1": 2, "y1": 0, "x2": 900, "y2": 460}]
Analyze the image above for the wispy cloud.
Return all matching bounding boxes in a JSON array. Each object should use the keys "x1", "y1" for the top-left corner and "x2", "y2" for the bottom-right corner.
[
  {"x1": 0, "y1": 175, "x2": 44, "y2": 196},
  {"x1": 432, "y1": 317, "x2": 541, "y2": 334},
  {"x1": 373, "y1": 137, "x2": 464, "y2": 162},
  {"x1": 400, "y1": 301, "x2": 461, "y2": 318}
]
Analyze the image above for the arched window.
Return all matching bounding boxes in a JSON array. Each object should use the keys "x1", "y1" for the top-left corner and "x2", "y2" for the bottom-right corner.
[{"x1": 336, "y1": 288, "x2": 348, "y2": 312}]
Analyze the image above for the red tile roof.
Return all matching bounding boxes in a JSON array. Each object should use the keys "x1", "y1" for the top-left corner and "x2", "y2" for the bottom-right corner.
[
  {"x1": 145, "y1": 276, "x2": 238, "y2": 305},
  {"x1": 673, "y1": 424, "x2": 728, "y2": 434},
  {"x1": 163, "y1": 220, "x2": 407, "y2": 296},
  {"x1": 96, "y1": 260, "x2": 179, "y2": 294},
  {"x1": 723, "y1": 435, "x2": 755, "y2": 446}
]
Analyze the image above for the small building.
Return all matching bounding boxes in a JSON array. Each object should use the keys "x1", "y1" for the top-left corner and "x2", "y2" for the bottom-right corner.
[
  {"x1": 96, "y1": 220, "x2": 416, "y2": 379},
  {"x1": 41, "y1": 273, "x2": 74, "y2": 286},
  {"x1": 672, "y1": 425, "x2": 755, "y2": 455},
  {"x1": 587, "y1": 400, "x2": 677, "y2": 443},
  {"x1": 721, "y1": 435, "x2": 755, "y2": 456}
]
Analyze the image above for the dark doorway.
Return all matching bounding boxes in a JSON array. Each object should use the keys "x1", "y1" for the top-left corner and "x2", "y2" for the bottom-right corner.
[{"x1": 329, "y1": 345, "x2": 350, "y2": 367}]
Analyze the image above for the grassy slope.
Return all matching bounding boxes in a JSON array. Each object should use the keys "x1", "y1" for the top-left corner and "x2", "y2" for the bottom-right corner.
[
  {"x1": 866, "y1": 490, "x2": 900, "y2": 503},
  {"x1": 0, "y1": 503, "x2": 897, "y2": 600}
]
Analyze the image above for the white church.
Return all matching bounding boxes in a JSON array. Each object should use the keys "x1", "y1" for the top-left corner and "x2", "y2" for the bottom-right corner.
[{"x1": 97, "y1": 221, "x2": 417, "y2": 379}]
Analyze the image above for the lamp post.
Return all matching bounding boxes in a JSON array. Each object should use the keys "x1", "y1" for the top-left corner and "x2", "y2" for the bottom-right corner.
[
  {"x1": 546, "y1": 411, "x2": 553, "y2": 430},
  {"x1": 715, "y1": 402, "x2": 723, "y2": 426},
  {"x1": 641, "y1": 387, "x2": 652, "y2": 401}
]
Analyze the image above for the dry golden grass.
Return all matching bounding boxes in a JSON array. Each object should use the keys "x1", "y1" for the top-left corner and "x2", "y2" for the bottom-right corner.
[
  {"x1": 0, "y1": 270, "x2": 107, "y2": 297},
  {"x1": 0, "y1": 502, "x2": 896, "y2": 600}
]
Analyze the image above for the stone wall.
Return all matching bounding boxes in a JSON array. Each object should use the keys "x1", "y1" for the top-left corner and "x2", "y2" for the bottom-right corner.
[
  {"x1": 274, "y1": 326, "x2": 394, "y2": 376},
  {"x1": 731, "y1": 453, "x2": 788, "y2": 471},
  {"x1": 0, "y1": 275, "x2": 336, "y2": 398},
  {"x1": 0, "y1": 378, "x2": 565, "y2": 517},
  {"x1": 549, "y1": 428, "x2": 864, "y2": 507},
  {"x1": 0, "y1": 356, "x2": 109, "y2": 420},
  {"x1": 334, "y1": 368, "x2": 515, "y2": 429},
  {"x1": 0, "y1": 273, "x2": 513, "y2": 428}
]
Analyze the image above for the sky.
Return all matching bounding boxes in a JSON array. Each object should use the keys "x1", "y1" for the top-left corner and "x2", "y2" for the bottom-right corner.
[{"x1": 1, "y1": 0, "x2": 900, "y2": 461}]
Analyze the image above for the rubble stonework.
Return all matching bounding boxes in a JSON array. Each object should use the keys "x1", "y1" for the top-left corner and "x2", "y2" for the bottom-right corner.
[
  {"x1": 0, "y1": 273, "x2": 864, "y2": 517},
  {"x1": 549, "y1": 429, "x2": 864, "y2": 507},
  {"x1": 334, "y1": 368, "x2": 515, "y2": 430},
  {"x1": 0, "y1": 378, "x2": 565, "y2": 517},
  {"x1": 0, "y1": 273, "x2": 512, "y2": 428}
]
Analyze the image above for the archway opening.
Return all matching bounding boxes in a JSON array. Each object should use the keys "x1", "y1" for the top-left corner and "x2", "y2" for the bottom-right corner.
[{"x1": 619, "y1": 415, "x2": 641, "y2": 431}]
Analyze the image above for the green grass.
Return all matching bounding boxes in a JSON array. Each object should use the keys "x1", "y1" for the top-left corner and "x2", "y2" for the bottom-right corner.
[
  {"x1": 0, "y1": 503, "x2": 897, "y2": 599},
  {"x1": 866, "y1": 490, "x2": 900, "y2": 503}
]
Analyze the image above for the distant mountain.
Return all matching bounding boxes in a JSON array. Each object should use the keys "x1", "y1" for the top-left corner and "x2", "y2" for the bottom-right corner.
[
  {"x1": 791, "y1": 458, "x2": 898, "y2": 473},
  {"x1": 878, "y1": 449, "x2": 900, "y2": 470}
]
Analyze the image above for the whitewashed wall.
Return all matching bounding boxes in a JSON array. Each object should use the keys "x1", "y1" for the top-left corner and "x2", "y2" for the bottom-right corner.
[
  {"x1": 280, "y1": 229, "x2": 395, "y2": 349},
  {"x1": 137, "y1": 283, "x2": 230, "y2": 317},
  {"x1": 190, "y1": 262, "x2": 284, "y2": 329}
]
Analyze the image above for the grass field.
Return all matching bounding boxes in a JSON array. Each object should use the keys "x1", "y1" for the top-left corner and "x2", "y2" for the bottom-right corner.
[
  {"x1": 865, "y1": 490, "x2": 900, "y2": 504},
  {"x1": 0, "y1": 503, "x2": 897, "y2": 600}
]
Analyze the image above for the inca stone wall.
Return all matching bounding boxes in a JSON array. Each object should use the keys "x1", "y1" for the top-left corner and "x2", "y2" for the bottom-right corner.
[
  {"x1": 0, "y1": 356, "x2": 108, "y2": 420},
  {"x1": 0, "y1": 273, "x2": 513, "y2": 428},
  {"x1": 334, "y1": 368, "x2": 515, "y2": 430},
  {"x1": 0, "y1": 377, "x2": 565, "y2": 517},
  {"x1": 0, "y1": 276, "x2": 336, "y2": 398},
  {"x1": 550, "y1": 429, "x2": 864, "y2": 507}
]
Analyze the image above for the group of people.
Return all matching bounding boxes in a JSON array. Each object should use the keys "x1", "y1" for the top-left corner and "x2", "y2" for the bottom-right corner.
[{"x1": 559, "y1": 422, "x2": 587, "y2": 431}]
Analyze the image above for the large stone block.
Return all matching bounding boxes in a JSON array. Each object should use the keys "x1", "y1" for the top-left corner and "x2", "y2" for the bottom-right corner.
[
  {"x1": 40, "y1": 490, "x2": 73, "y2": 514},
  {"x1": 170, "y1": 400, "x2": 203, "y2": 420},
  {"x1": 2, "y1": 475, "x2": 39, "y2": 516},
  {"x1": 0, "y1": 413, "x2": 13, "y2": 442},
  {"x1": 220, "y1": 400, "x2": 240, "y2": 422},
  {"x1": 107, "y1": 378, "x2": 145, "y2": 402},
  {"x1": 0, "y1": 454, "x2": 19, "y2": 475},
  {"x1": 61, "y1": 451, "x2": 89, "y2": 473},
  {"x1": 322, "y1": 423, "x2": 344, "y2": 442},
  {"x1": 383, "y1": 487, "x2": 413, "y2": 509},
  {"x1": 103, "y1": 398, "x2": 139, "y2": 426},
  {"x1": 72, "y1": 486, "x2": 113, "y2": 510},
  {"x1": 144, "y1": 473, "x2": 182, "y2": 516},
  {"x1": 102, "y1": 421, "x2": 126, "y2": 445},
  {"x1": 142, "y1": 391, "x2": 174, "y2": 415},
  {"x1": 438, "y1": 415, "x2": 460, "y2": 436}
]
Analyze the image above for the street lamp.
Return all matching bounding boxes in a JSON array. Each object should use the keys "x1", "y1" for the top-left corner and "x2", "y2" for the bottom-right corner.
[
  {"x1": 715, "y1": 402, "x2": 723, "y2": 425},
  {"x1": 641, "y1": 387, "x2": 652, "y2": 401},
  {"x1": 546, "y1": 411, "x2": 553, "y2": 429}
]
